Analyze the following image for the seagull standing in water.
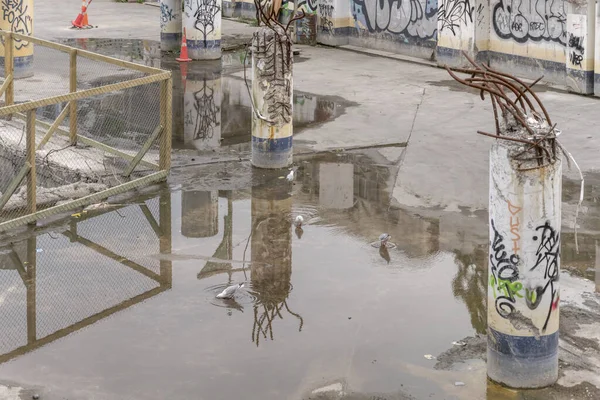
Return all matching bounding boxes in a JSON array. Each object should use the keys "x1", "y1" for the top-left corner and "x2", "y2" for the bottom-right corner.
[
  {"x1": 379, "y1": 233, "x2": 391, "y2": 248},
  {"x1": 286, "y1": 169, "x2": 295, "y2": 182},
  {"x1": 294, "y1": 215, "x2": 304, "y2": 227},
  {"x1": 216, "y1": 283, "x2": 245, "y2": 299}
]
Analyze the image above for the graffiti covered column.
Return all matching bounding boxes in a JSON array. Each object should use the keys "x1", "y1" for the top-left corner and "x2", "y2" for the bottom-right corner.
[
  {"x1": 436, "y1": 0, "x2": 478, "y2": 66},
  {"x1": 317, "y1": 0, "x2": 350, "y2": 46},
  {"x1": 160, "y1": 0, "x2": 182, "y2": 52},
  {"x1": 251, "y1": 25, "x2": 293, "y2": 169},
  {"x1": 487, "y1": 142, "x2": 561, "y2": 388},
  {"x1": 183, "y1": 62, "x2": 222, "y2": 150},
  {"x1": 566, "y1": 5, "x2": 595, "y2": 94},
  {"x1": 594, "y1": 3, "x2": 600, "y2": 97},
  {"x1": 0, "y1": 0, "x2": 33, "y2": 79},
  {"x1": 183, "y1": 0, "x2": 222, "y2": 60},
  {"x1": 296, "y1": 0, "x2": 317, "y2": 45}
]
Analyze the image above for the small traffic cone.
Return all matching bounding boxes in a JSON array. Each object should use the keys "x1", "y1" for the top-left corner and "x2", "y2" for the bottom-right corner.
[
  {"x1": 81, "y1": 11, "x2": 89, "y2": 28},
  {"x1": 72, "y1": 0, "x2": 92, "y2": 29},
  {"x1": 176, "y1": 28, "x2": 192, "y2": 62}
]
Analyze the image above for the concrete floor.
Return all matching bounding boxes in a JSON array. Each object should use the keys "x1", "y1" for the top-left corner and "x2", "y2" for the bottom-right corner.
[{"x1": 0, "y1": 1, "x2": 599, "y2": 399}]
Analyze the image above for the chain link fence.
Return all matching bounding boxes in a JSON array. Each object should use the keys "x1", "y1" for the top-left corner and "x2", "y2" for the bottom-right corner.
[
  {"x1": 0, "y1": 31, "x2": 172, "y2": 231},
  {"x1": 0, "y1": 191, "x2": 171, "y2": 363}
]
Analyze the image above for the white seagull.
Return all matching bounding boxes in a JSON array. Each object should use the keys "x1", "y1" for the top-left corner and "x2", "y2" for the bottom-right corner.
[
  {"x1": 294, "y1": 215, "x2": 304, "y2": 227},
  {"x1": 379, "y1": 233, "x2": 391, "y2": 247},
  {"x1": 286, "y1": 169, "x2": 295, "y2": 182},
  {"x1": 216, "y1": 283, "x2": 245, "y2": 299}
]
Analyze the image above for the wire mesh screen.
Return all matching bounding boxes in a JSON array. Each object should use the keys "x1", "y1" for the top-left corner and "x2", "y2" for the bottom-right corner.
[
  {"x1": 0, "y1": 193, "x2": 171, "y2": 362},
  {"x1": 0, "y1": 33, "x2": 171, "y2": 230}
]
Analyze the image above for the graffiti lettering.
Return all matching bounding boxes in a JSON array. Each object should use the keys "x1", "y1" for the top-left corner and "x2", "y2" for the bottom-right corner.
[
  {"x1": 489, "y1": 219, "x2": 521, "y2": 318},
  {"x1": 298, "y1": 0, "x2": 317, "y2": 13},
  {"x1": 318, "y1": 4, "x2": 334, "y2": 18},
  {"x1": 492, "y1": 0, "x2": 566, "y2": 46},
  {"x1": 319, "y1": 0, "x2": 335, "y2": 33},
  {"x1": 185, "y1": 79, "x2": 220, "y2": 142},
  {"x1": 160, "y1": 3, "x2": 175, "y2": 28},
  {"x1": 1, "y1": 0, "x2": 32, "y2": 50},
  {"x1": 186, "y1": 0, "x2": 221, "y2": 47},
  {"x1": 569, "y1": 52, "x2": 583, "y2": 66},
  {"x1": 568, "y1": 34, "x2": 584, "y2": 53},
  {"x1": 507, "y1": 200, "x2": 522, "y2": 254},
  {"x1": 476, "y1": 3, "x2": 484, "y2": 26},
  {"x1": 438, "y1": 0, "x2": 475, "y2": 36},
  {"x1": 529, "y1": 221, "x2": 560, "y2": 332}
]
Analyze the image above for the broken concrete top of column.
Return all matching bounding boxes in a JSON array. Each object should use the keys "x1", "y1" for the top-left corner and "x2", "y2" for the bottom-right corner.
[{"x1": 445, "y1": 51, "x2": 562, "y2": 172}]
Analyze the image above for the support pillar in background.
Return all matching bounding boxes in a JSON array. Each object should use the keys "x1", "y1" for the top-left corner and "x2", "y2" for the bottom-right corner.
[
  {"x1": 595, "y1": 3, "x2": 600, "y2": 97},
  {"x1": 183, "y1": 0, "x2": 222, "y2": 60},
  {"x1": 566, "y1": 5, "x2": 595, "y2": 94},
  {"x1": 251, "y1": 26, "x2": 293, "y2": 169},
  {"x1": 160, "y1": 0, "x2": 182, "y2": 52},
  {"x1": 487, "y1": 142, "x2": 562, "y2": 388},
  {"x1": 295, "y1": 0, "x2": 317, "y2": 45},
  {"x1": 0, "y1": 0, "x2": 33, "y2": 79},
  {"x1": 181, "y1": 190, "x2": 219, "y2": 238},
  {"x1": 183, "y1": 62, "x2": 222, "y2": 150}
]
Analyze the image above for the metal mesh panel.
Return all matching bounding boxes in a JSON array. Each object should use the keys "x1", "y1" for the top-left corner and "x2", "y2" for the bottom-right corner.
[
  {"x1": 35, "y1": 232, "x2": 160, "y2": 339},
  {"x1": 0, "y1": 192, "x2": 170, "y2": 362},
  {"x1": 0, "y1": 32, "x2": 171, "y2": 231}
]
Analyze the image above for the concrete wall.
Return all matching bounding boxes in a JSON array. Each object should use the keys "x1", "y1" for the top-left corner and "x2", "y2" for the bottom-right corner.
[{"x1": 286, "y1": 0, "x2": 600, "y2": 96}]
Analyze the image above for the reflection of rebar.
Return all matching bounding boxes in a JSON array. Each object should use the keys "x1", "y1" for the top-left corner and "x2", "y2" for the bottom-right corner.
[{"x1": 446, "y1": 52, "x2": 560, "y2": 171}]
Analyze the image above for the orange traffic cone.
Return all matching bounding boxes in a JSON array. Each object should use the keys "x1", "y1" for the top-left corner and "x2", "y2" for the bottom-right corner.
[
  {"x1": 176, "y1": 28, "x2": 192, "y2": 62},
  {"x1": 72, "y1": 0, "x2": 92, "y2": 29}
]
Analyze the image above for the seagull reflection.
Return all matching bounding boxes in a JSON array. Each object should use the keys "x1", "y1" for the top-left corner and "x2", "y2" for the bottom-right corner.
[
  {"x1": 295, "y1": 226, "x2": 304, "y2": 239},
  {"x1": 379, "y1": 245, "x2": 390, "y2": 264}
]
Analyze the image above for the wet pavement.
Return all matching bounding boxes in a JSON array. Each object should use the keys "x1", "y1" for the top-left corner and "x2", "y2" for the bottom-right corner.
[
  {"x1": 1, "y1": 11, "x2": 600, "y2": 399},
  {"x1": 0, "y1": 147, "x2": 599, "y2": 400}
]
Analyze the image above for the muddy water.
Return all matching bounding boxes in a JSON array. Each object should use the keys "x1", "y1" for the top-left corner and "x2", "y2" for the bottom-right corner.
[{"x1": 0, "y1": 149, "x2": 598, "y2": 400}]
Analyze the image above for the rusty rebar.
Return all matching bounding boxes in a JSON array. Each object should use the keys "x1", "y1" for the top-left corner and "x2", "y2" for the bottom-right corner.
[{"x1": 447, "y1": 52, "x2": 557, "y2": 169}]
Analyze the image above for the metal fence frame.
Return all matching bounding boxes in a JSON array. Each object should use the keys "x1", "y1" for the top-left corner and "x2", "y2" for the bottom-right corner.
[
  {"x1": 0, "y1": 190, "x2": 172, "y2": 364},
  {"x1": 0, "y1": 31, "x2": 173, "y2": 232}
]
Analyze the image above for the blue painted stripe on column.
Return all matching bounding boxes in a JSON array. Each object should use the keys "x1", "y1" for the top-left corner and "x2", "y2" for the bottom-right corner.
[
  {"x1": 187, "y1": 39, "x2": 221, "y2": 50},
  {"x1": 161, "y1": 32, "x2": 182, "y2": 40},
  {"x1": 14, "y1": 55, "x2": 33, "y2": 69},
  {"x1": 488, "y1": 327, "x2": 558, "y2": 359},
  {"x1": 252, "y1": 136, "x2": 293, "y2": 153}
]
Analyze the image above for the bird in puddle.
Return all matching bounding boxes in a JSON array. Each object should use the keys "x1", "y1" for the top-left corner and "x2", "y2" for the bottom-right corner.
[
  {"x1": 286, "y1": 168, "x2": 295, "y2": 182},
  {"x1": 294, "y1": 215, "x2": 304, "y2": 227},
  {"x1": 216, "y1": 283, "x2": 245, "y2": 299},
  {"x1": 379, "y1": 233, "x2": 391, "y2": 248}
]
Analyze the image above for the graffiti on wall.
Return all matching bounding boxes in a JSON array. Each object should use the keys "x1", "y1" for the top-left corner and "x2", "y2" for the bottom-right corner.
[
  {"x1": 489, "y1": 199, "x2": 560, "y2": 334},
  {"x1": 351, "y1": 0, "x2": 476, "y2": 40},
  {"x1": 492, "y1": 0, "x2": 566, "y2": 46},
  {"x1": 298, "y1": 0, "x2": 317, "y2": 13},
  {"x1": 160, "y1": 2, "x2": 175, "y2": 29},
  {"x1": 438, "y1": 0, "x2": 474, "y2": 36},
  {"x1": 186, "y1": 0, "x2": 221, "y2": 46},
  {"x1": 1, "y1": 0, "x2": 32, "y2": 50},
  {"x1": 318, "y1": 0, "x2": 335, "y2": 33}
]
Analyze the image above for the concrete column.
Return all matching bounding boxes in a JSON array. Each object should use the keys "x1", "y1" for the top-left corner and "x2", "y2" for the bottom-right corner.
[
  {"x1": 183, "y1": 62, "x2": 222, "y2": 150},
  {"x1": 595, "y1": 240, "x2": 600, "y2": 293},
  {"x1": 595, "y1": 3, "x2": 600, "y2": 97},
  {"x1": 316, "y1": 0, "x2": 350, "y2": 46},
  {"x1": 251, "y1": 26, "x2": 293, "y2": 169},
  {"x1": 181, "y1": 190, "x2": 219, "y2": 238},
  {"x1": 295, "y1": 0, "x2": 317, "y2": 45},
  {"x1": 436, "y1": 0, "x2": 477, "y2": 67},
  {"x1": 487, "y1": 142, "x2": 561, "y2": 388},
  {"x1": 566, "y1": 5, "x2": 595, "y2": 94},
  {"x1": 183, "y1": 0, "x2": 222, "y2": 60},
  {"x1": 160, "y1": 0, "x2": 182, "y2": 52},
  {"x1": 0, "y1": 0, "x2": 33, "y2": 78}
]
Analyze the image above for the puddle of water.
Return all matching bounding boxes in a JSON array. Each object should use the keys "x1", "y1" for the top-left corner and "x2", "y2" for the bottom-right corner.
[
  {"x1": 0, "y1": 148, "x2": 597, "y2": 399},
  {"x1": 53, "y1": 38, "x2": 355, "y2": 152}
]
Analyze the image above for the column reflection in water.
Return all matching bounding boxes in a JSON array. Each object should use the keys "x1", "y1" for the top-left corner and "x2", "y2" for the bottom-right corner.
[
  {"x1": 181, "y1": 191, "x2": 219, "y2": 238},
  {"x1": 318, "y1": 162, "x2": 354, "y2": 209},
  {"x1": 596, "y1": 240, "x2": 600, "y2": 293},
  {"x1": 184, "y1": 62, "x2": 222, "y2": 150},
  {"x1": 250, "y1": 177, "x2": 303, "y2": 345}
]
